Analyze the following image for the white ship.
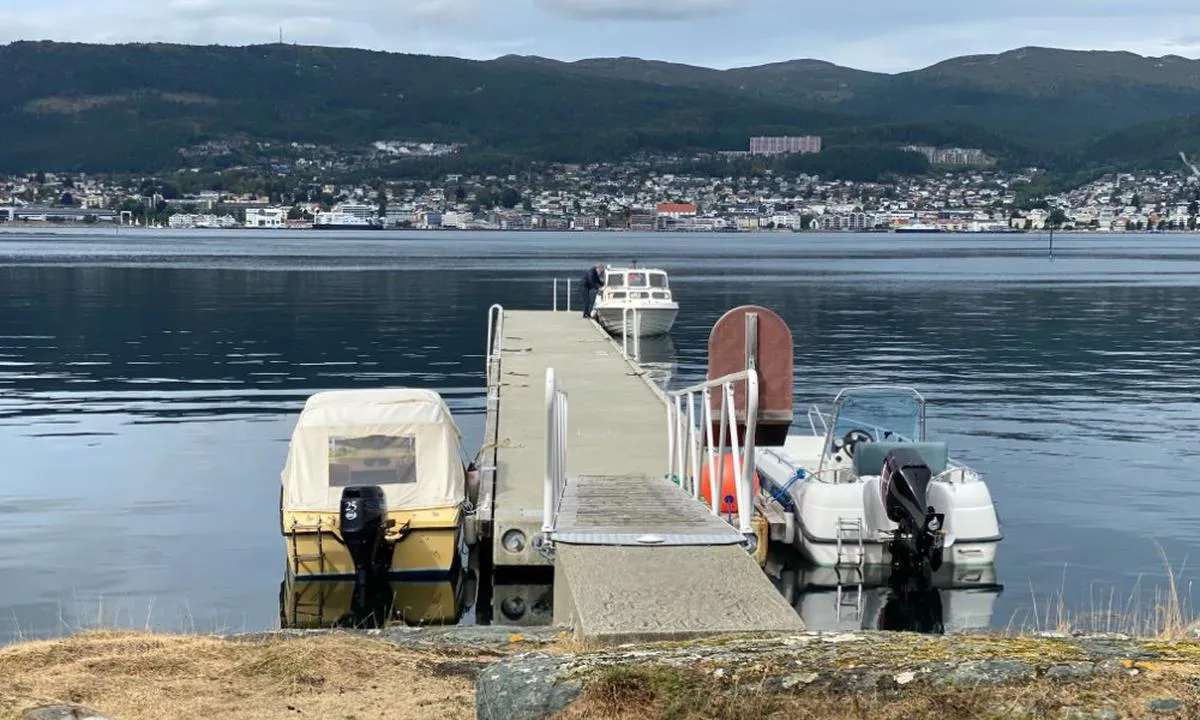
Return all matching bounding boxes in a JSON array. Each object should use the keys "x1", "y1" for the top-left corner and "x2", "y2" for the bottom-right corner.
[{"x1": 312, "y1": 208, "x2": 383, "y2": 230}]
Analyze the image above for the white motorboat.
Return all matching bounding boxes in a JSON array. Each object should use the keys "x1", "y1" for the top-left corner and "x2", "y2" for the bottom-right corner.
[
  {"x1": 754, "y1": 385, "x2": 1001, "y2": 572},
  {"x1": 592, "y1": 265, "x2": 678, "y2": 338}
]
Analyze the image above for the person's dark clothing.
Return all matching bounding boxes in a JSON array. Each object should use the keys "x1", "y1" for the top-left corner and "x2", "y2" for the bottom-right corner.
[
  {"x1": 582, "y1": 266, "x2": 604, "y2": 289},
  {"x1": 580, "y1": 267, "x2": 604, "y2": 317}
]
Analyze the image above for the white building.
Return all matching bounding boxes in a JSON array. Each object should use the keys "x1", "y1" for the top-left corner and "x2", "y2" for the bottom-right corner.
[
  {"x1": 749, "y1": 136, "x2": 822, "y2": 155},
  {"x1": 244, "y1": 208, "x2": 287, "y2": 229}
]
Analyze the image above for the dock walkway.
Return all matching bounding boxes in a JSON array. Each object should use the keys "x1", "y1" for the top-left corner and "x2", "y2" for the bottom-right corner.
[
  {"x1": 483, "y1": 308, "x2": 803, "y2": 642},
  {"x1": 486, "y1": 309, "x2": 669, "y2": 568}
]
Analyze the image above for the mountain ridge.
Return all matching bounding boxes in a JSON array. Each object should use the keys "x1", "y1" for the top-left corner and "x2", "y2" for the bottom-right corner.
[{"x1": 2, "y1": 40, "x2": 1200, "y2": 174}]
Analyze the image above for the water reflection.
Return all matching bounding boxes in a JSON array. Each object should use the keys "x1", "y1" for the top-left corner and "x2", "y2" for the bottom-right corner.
[
  {"x1": 630, "y1": 333, "x2": 676, "y2": 389},
  {"x1": 767, "y1": 553, "x2": 1003, "y2": 634},
  {"x1": 279, "y1": 569, "x2": 477, "y2": 630},
  {"x1": 2, "y1": 231, "x2": 1200, "y2": 642}
]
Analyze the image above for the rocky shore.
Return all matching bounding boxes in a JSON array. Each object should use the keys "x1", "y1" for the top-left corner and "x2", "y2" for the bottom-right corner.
[{"x1": 2, "y1": 627, "x2": 1199, "y2": 719}]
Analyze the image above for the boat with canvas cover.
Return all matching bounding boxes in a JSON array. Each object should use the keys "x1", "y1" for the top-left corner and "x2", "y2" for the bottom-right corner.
[{"x1": 280, "y1": 388, "x2": 473, "y2": 592}]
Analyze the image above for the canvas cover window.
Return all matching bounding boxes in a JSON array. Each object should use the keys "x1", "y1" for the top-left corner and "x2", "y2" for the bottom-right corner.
[{"x1": 327, "y1": 434, "x2": 417, "y2": 487}]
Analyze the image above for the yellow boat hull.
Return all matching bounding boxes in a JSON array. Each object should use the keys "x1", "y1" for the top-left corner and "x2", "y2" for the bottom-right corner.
[{"x1": 282, "y1": 506, "x2": 465, "y2": 579}]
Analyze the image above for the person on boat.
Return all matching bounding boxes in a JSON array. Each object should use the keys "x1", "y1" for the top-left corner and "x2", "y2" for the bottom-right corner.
[{"x1": 580, "y1": 263, "x2": 605, "y2": 318}]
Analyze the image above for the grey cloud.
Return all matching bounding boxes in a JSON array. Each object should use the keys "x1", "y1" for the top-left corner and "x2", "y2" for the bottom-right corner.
[{"x1": 535, "y1": 0, "x2": 742, "y2": 21}]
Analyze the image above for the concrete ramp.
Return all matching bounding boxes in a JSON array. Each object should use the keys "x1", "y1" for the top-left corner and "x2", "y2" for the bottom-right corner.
[
  {"x1": 552, "y1": 474, "x2": 804, "y2": 643},
  {"x1": 554, "y1": 544, "x2": 804, "y2": 644}
]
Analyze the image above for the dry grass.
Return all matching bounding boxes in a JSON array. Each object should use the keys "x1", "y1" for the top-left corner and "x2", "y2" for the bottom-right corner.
[
  {"x1": 1012, "y1": 541, "x2": 1200, "y2": 641},
  {"x1": 0, "y1": 630, "x2": 495, "y2": 720},
  {"x1": 560, "y1": 663, "x2": 1200, "y2": 720}
]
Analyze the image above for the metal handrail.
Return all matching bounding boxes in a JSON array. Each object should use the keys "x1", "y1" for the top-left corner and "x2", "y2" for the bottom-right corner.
[
  {"x1": 486, "y1": 303, "x2": 504, "y2": 374},
  {"x1": 666, "y1": 368, "x2": 758, "y2": 538},
  {"x1": 542, "y1": 367, "x2": 569, "y2": 534},
  {"x1": 552, "y1": 278, "x2": 574, "y2": 312},
  {"x1": 621, "y1": 307, "x2": 641, "y2": 360},
  {"x1": 486, "y1": 304, "x2": 505, "y2": 405}
]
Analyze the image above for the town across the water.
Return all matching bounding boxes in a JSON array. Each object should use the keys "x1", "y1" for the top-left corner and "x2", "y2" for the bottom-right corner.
[{"x1": 2, "y1": 161, "x2": 1198, "y2": 233}]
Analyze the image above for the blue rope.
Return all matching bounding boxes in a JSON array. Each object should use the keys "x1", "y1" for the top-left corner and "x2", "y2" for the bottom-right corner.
[{"x1": 769, "y1": 467, "x2": 804, "y2": 513}]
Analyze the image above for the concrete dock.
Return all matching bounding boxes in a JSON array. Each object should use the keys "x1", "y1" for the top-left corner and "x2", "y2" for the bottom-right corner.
[
  {"x1": 486, "y1": 309, "x2": 669, "y2": 569},
  {"x1": 481, "y1": 307, "x2": 803, "y2": 642}
]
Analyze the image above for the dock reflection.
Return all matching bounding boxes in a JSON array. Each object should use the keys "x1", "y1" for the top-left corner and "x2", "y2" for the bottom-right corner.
[
  {"x1": 766, "y1": 552, "x2": 1003, "y2": 634},
  {"x1": 279, "y1": 568, "x2": 477, "y2": 629}
]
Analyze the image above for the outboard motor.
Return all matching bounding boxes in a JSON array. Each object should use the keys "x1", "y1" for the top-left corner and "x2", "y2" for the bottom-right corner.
[
  {"x1": 340, "y1": 485, "x2": 391, "y2": 611},
  {"x1": 879, "y1": 448, "x2": 946, "y2": 576}
]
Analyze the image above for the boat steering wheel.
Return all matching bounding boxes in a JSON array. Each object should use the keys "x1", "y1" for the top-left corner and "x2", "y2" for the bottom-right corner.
[{"x1": 835, "y1": 429, "x2": 874, "y2": 458}]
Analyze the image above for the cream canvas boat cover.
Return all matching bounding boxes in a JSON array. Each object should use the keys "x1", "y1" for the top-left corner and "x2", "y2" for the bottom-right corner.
[{"x1": 281, "y1": 388, "x2": 466, "y2": 513}]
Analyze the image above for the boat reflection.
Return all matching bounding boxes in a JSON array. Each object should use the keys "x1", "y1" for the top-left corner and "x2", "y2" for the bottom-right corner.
[
  {"x1": 767, "y1": 554, "x2": 1003, "y2": 634},
  {"x1": 279, "y1": 567, "x2": 477, "y2": 629},
  {"x1": 630, "y1": 333, "x2": 675, "y2": 389}
]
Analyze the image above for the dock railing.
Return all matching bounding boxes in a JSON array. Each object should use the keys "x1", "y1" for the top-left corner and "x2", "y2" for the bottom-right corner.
[
  {"x1": 666, "y1": 369, "x2": 759, "y2": 542},
  {"x1": 621, "y1": 307, "x2": 641, "y2": 360},
  {"x1": 552, "y1": 278, "x2": 574, "y2": 312},
  {"x1": 486, "y1": 303, "x2": 505, "y2": 404},
  {"x1": 542, "y1": 367, "x2": 569, "y2": 534}
]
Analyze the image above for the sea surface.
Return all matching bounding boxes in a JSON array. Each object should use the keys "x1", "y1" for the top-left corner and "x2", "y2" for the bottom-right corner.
[{"x1": 1, "y1": 226, "x2": 1199, "y2": 641}]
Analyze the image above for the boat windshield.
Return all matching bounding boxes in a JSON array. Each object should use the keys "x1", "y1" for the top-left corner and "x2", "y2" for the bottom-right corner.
[
  {"x1": 648, "y1": 272, "x2": 668, "y2": 288},
  {"x1": 626, "y1": 271, "x2": 649, "y2": 287},
  {"x1": 826, "y1": 386, "x2": 924, "y2": 449}
]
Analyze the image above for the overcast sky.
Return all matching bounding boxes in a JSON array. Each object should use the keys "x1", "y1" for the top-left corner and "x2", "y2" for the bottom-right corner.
[{"x1": 3, "y1": 0, "x2": 1199, "y2": 72}]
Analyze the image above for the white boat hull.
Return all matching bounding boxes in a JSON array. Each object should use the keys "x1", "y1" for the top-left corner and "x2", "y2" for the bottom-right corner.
[
  {"x1": 595, "y1": 304, "x2": 677, "y2": 337},
  {"x1": 755, "y1": 436, "x2": 1002, "y2": 569}
]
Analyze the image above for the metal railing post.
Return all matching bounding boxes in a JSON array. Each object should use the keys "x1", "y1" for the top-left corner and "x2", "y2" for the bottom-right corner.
[
  {"x1": 738, "y1": 372, "x2": 759, "y2": 536},
  {"x1": 543, "y1": 367, "x2": 556, "y2": 533},
  {"x1": 567, "y1": 278, "x2": 572, "y2": 312},
  {"x1": 666, "y1": 398, "x2": 676, "y2": 481},
  {"x1": 714, "y1": 386, "x2": 728, "y2": 516},
  {"x1": 634, "y1": 309, "x2": 641, "y2": 359},
  {"x1": 673, "y1": 394, "x2": 685, "y2": 490},
  {"x1": 553, "y1": 278, "x2": 558, "y2": 311},
  {"x1": 687, "y1": 392, "x2": 699, "y2": 500},
  {"x1": 486, "y1": 304, "x2": 504, "y2": 379},
  {"x1": 722, "y1": 383, "x2": 744, "y2": 525},
  {"x1": 543, "y1": 367, "x2": 569, "y2": 536}
]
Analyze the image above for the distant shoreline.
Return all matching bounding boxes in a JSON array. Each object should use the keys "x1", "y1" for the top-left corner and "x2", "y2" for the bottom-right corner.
[{"x1": 0, "y1": 223, "x2": 1193, "y2": 236}]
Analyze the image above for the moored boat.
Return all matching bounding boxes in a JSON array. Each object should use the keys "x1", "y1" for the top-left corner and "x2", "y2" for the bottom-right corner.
[
  {"x1": 280, "y1": 388, "x2": 474, "y2": 590},
  {"x1": 754, "y1": 385, "x2": 1002, "y2": 574},
  {"x1": 592, "y1": 264, "x2": 678, "y2": 338}
]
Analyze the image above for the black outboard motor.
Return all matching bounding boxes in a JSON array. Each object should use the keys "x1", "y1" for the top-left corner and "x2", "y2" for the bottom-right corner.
[
  {"x1": 880, "y1": 448, "x2": 946, "y2": 575},
  {"x1": 340, "y1": 485, "x2": 391, "y2": 611}
]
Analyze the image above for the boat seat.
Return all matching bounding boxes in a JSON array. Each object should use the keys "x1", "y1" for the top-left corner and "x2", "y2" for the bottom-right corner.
[{"x1": 852, "y1": 441, "x2": 949, "y2": 477}]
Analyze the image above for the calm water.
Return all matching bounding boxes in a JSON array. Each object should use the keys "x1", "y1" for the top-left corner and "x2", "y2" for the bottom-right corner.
[{"x1": 2, "y1": 227, "x2": 1199, "y2": 641}]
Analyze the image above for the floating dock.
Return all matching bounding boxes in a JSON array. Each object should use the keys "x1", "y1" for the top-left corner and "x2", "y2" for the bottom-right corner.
[{"x1": 477, "y1": 305, "x2": 803, "y2": 643}]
